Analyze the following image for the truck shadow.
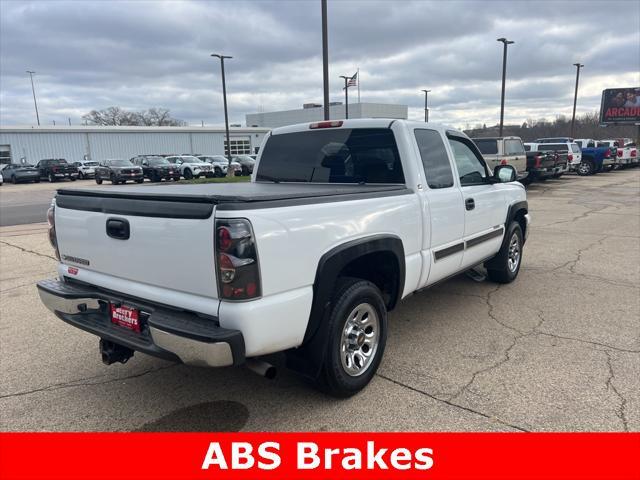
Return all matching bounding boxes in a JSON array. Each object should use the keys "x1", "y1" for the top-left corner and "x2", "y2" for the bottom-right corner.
[{"x1": 135, "y1": 400, "x2": 249, "y2": 432}]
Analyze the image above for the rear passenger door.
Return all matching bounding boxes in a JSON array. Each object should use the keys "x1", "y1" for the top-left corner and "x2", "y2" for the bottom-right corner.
[
  {"x1": 447, "y1": 134, "x2": 506, "y2": 270},
  {"x1": 413, "y1": 128, "x2": 465, "y2": 286}
]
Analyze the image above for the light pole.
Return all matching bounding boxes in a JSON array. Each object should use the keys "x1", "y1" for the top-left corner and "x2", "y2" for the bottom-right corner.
[
  {"x1": 570, "y1": 63, "x2": 584, "y2": 138},
  {"x1": 26, "y1": 70, "x2": 40, "y2": 126},
  {"x1": 497, "y1": 38, "x2": 514, "y2": 136},
  {"x1": 339, "y1": 75, "x2": 350, "y2": 119},
  {"x1": 421, "y1": 89, "x2": 431, "y2": 122},
  {"x1": 211, "y1": 53, "x2": 233, "y2": 175},
  {"x1": 321, "y1": 0, "x2": 330, "y2": 120}
]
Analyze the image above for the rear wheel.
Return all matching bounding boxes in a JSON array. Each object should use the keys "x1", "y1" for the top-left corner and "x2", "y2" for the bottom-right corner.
[
  {"x1": 486, "y1": 221, "x2": 523, "y2": 284},
  {"x1": 577, "y1": 160, "x2": 594, "y2": 176},
  {"x1": 317, "y1": 277, "x2": 387, "y2": 397}
]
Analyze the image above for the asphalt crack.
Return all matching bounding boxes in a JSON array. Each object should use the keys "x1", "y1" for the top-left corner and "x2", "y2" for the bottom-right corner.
[
  {"x1": 375, "y1": 373, "x2": 529, "y2": 432},
  {"x1": 0, "y1": 240, "x2": 57, "y2": 261},
  {"x1": 604, "y1": 351, "x2": 629, "y2": 432},
  {"x1": 0, "y1": 364, "x2": 178, "y2": 400}
]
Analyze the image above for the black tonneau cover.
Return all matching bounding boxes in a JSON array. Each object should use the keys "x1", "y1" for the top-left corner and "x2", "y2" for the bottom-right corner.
[{"x1": 56, "y1": 182, "x2": 412, "y2": 216}]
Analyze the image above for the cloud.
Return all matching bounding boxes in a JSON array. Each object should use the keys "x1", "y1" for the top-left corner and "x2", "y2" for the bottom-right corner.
[{"x1": 1, "y1": 0, "x2": 638, "y2": 129}]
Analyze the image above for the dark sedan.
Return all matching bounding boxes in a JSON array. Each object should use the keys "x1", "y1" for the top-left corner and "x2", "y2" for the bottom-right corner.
[
  {"x1": 1, "y1": 164, "x2": 41, "y2": 184},
  {"x1": 232, "y1": 155, "x2": 256, "y2": 176},
  {"x1": 95, "y1": 159, "x2": 144, "y2": 185}
]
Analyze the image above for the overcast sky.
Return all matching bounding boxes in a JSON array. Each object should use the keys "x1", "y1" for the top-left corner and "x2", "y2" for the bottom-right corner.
[{"x1": 1, "y1": 0, "x2": 639, "y2": 129}]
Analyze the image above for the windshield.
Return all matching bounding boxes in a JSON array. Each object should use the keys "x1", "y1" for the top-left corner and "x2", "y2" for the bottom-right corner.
[
  {"x1": 256, "y1": 128, "x2": 405, "y2": 184},
  {"x1": 474, "y1": 139, "x2": 498, "y2": 155},
  {"x1": 148, "y1": 157, "x2": 170, "y2": 165},
  {"x1": 84, "y1": 161, "x2": 99, "y2": 166},
  {"x1": 107, "y1": 159, "x2": 132, "y2": 166},
  {"x1": 179, "y1": 156, "x2": 201, "y2": 164},
  {"x1": 49, "y1": 159, "x2": 67, "y2": 165}
]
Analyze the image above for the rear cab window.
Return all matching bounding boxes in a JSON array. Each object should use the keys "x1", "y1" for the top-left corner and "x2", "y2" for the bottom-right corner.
[
  {"x1": 256, "y1": 128, "x2": 405, "y2": 184},
  {"x1": 570, "y1": 143, "x2": 581, "y2": 153}
]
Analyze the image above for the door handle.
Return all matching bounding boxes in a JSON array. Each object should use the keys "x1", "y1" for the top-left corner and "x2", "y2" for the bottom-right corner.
[
  {"x1": 106, "y1": 218, "x2": 130, "y2": 240},
  {"x1": 465, "y1": 198, "x2": 475, "y2": 211}
]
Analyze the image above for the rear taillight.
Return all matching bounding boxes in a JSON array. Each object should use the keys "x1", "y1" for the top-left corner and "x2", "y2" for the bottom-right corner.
[
  {"x1": 309, "y1": 120, "x2": 343, "y2": 129},
  {"x1": 215, "y1": 218, "x2": 261, "y2": 300},
  {"x1": 500, "y1": 159, "x2": 508, "y2": 165},
  {"x1": 46, "y1": 204, "x2": 60, "y2": 260},
  {"x1": 567, "y1": 154, "x2": 573, "y2": 161},
  {"x1": 534, "y1": 155, "x2": 542, "y2": 168},
  {"x1": 605, "y1": 150, "x2": 610, "y2": 158},
  {"x1": 617, "y1": 149, "x2": 623, "y2": 157},
  {"x1": 631, "y1": 150, "x2": 637, "y2": 158}
]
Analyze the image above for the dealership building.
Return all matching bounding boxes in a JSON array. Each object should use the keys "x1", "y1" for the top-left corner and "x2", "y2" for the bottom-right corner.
[
  {"x1": 0, "y1": 126, "x2": 270, "y2": 166},
  {"x1": 246, "y1": 102, "x2": 408, "y2": 128}
]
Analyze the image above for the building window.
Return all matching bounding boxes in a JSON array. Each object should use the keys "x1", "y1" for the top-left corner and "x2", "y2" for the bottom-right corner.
[{"x1": 224, "y1": 138, "x2": 251, "y2": 156}]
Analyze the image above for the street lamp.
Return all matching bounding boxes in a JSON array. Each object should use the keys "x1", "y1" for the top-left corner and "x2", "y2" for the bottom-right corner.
[
  {"x1": 339, "y1": 75, "x2": 351, "y2": 119},
  {"x1": 571, "y1": 63, "x2": 584, "y2": 138},
  {"x1": 497, "y1": 38, "x2": 514, "y2": 136},
  {"x1": 321, "y1": 0, "x2": 330, "y2": 120},
  {"x1": 421, "y1": 89, "x2": 431, "y2": 122},
  {"x1": 211, "y1": 53, "x2": 233, "y2": 175},
  {"x1": 26, "y1": 70, "x2": 40, "y2": 126}
]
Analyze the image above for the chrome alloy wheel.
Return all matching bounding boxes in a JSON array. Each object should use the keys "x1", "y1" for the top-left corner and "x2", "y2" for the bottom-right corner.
[
  {"x1": 507, "y1": 234, "x2": 520, "y2": 272},
  {"x1": 340, "y1": 303, "x2": 380, "y2": 377},
  {"x1": 578, "y1": 162, "x2": 590, "y2": 175}
]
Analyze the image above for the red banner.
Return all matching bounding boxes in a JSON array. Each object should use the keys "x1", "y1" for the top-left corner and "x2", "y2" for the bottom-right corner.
[{"x1": 0, "y1": 433, "x2": 638, "y2": 479}]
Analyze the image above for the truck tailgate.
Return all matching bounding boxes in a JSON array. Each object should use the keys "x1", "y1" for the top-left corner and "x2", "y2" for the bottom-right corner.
[{"x1": 55, "y1": 191, "x2": 219, "y2": 301}]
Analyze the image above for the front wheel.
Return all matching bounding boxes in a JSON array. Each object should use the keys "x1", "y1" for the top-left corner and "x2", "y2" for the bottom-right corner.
[
  {"x1": 317, "y1": 278, "x2": 387, "y2": 397},
  {"x1": 111, "y1": 174, "x2": 119, "y2": 185},
  {"x1": 485, "y1": 222, "x2": 523, "y2": 284},
  {"x1": 48, "y1": 173, "x2": 55, "y2": 183},
  {"x1": 183, "y1": 169, "x2": 193, "y2": 180},
  {"x1": 95, "y1": 176, "x2": 103, "y2": 185}
]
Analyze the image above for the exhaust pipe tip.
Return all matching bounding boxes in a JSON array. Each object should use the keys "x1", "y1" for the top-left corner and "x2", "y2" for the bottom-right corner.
[{"x1": 246, "y1": 358, "x2": 277, "y2": 379}]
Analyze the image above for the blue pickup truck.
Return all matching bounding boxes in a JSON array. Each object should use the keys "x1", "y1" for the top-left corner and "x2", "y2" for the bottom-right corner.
[{"x1": 536, "y1": 137, "x2": 614, "y2": 175}]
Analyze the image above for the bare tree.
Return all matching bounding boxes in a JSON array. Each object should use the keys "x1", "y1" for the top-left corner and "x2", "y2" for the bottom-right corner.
[{"x1": 83, "y1": 107, "x2": 186, "y2": 126}]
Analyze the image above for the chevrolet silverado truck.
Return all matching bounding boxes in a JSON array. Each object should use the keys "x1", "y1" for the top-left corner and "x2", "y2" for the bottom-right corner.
[
  {"x1": 37, "y1": 119, "x2": 530, "y2": 397},
  {"x1": 522, "y1": 145, "x2": 557, "y2": 182}
]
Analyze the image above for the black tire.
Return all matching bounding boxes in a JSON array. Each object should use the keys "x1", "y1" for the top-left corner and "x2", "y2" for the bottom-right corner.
[
  {"x1": 11, "y1": 175, "x2": 17, "y2": 184},
  {"x1": 70, "y1": 177, "x2": 76, "y2": 181},
  {"x1": 136, "y1": 179, "x2": 144, "y2": 184},
  {"x1": 78, "y1": 172, "x2": 84, "y2": 180},
  {"x1": 214, "y1": 167, "x2": 222, "y2": 177},
  {"x1": 48, "y1": 173, "x2": 55, "y2": 183},
  {"x1": 317, "y1": 277, "x2": 387, "y2": 397},
  {"x1": 95, "y1": 176, "x2": 103, "y2": 184},
  {"x1": 184, "y1": 168, "x2": 193, "y2": 180},
  {"x1": 34, "y1": 178, "x2": 40, "y2": 183},
  {"x1": 486, "y1": 222, "x2": 523, "y2": 284},
  {"x1": 111, "y1": 174, "x2": 118, "y2": 185},
  {"x1": 577, "y1": 160, "x2": 594, "y2": 176}
]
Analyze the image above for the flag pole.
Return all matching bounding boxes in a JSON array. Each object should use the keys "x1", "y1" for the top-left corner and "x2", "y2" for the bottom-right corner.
[{"x1": 357, "y1": 67, "x2": 360, "y2": 103}]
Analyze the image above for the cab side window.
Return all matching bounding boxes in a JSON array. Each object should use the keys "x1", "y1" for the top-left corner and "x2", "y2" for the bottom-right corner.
[
  {"x1": 414, "y1": 129, "x2": 454, "y2": 189},
  {"x1": 448, "y1": 136, "x2": 488, "y2": 186}
]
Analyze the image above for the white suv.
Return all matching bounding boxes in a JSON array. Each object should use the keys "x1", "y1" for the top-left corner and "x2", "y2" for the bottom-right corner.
[{"x1": 165, "y1": 155, "x2": 213, "y2": 179}]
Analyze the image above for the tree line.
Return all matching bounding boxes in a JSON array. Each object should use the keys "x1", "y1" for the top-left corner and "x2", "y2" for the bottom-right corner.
[
  {"x1": 464, "y1": 111, "x2": 638, "y2": 142},
  {"x1": 82, "y1": 106, "x2": 186, "y2": 126}
]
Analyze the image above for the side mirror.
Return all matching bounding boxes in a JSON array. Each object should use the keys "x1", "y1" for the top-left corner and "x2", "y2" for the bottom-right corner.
[{"x1": 494, "y1": 165, "x2": 516, "y2": 183}]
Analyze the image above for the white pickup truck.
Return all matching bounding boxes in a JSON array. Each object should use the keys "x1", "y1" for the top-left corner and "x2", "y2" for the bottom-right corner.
[{"x1": 38, "y1": 119, "x2": 530, "y2": 397}]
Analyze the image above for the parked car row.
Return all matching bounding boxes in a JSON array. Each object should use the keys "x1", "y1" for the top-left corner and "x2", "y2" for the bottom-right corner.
[{"x1": 471, "y1": 135, "x2": 638, "y2": 185}]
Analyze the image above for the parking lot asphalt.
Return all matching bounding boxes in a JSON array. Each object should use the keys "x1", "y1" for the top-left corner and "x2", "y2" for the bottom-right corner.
[
  {"x1": 0, "y1": 179, "x2": 132, "y2": 226},
  {"x1": 0, "y1": 170, "x2": 638, "y2": 432}
]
